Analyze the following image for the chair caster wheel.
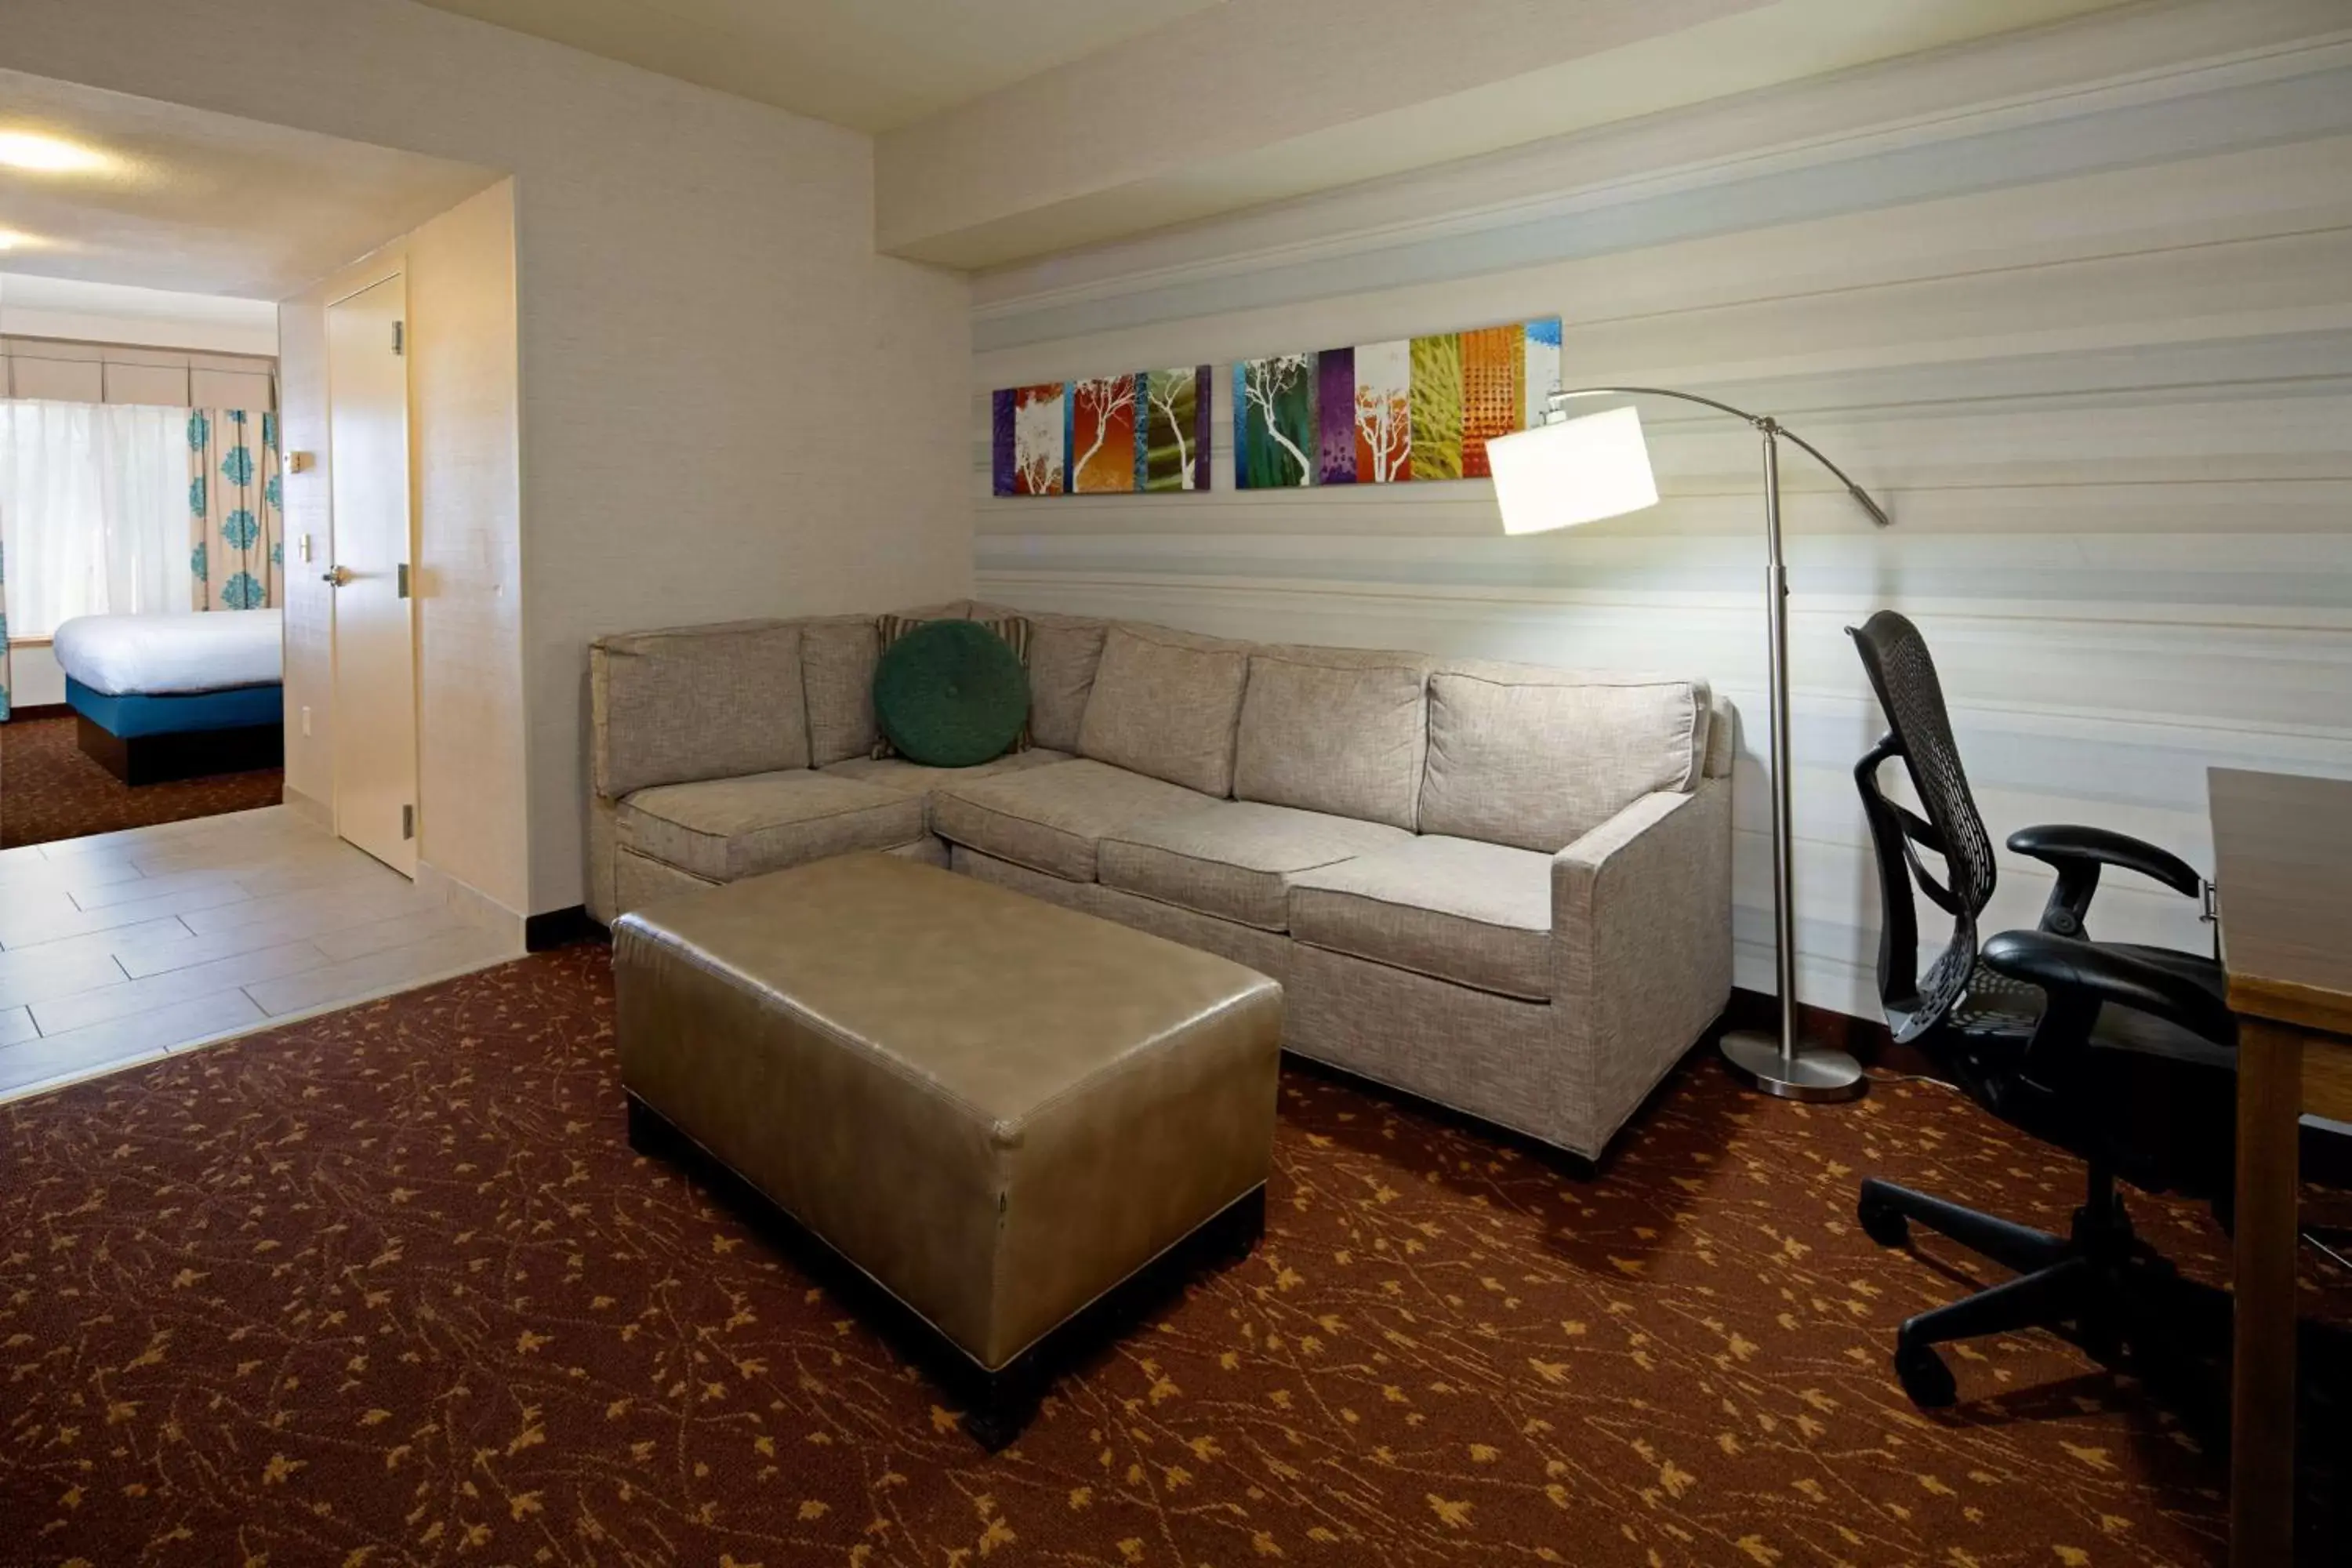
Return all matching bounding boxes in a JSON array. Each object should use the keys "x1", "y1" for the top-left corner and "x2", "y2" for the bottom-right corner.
[
  {"x1": 1858, "y1": 1196, "x2": 1909, "y2": 1248},
  {"x1": 1894, "y1": 1341, "x2": 1956, "y2": 1408}
]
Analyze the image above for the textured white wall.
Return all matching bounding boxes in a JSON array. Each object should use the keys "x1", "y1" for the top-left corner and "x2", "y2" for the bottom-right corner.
[
  {"x1": 971, "y1": 0, "x2": 2352, "y2": 1021},
  {"x1": 2, "y1": 0, "x2": 973, "y2": 913}
]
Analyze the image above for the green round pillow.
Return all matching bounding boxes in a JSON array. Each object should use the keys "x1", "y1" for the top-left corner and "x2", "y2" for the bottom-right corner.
[{"x1": 873, "y1": 619, "x2": 1031, "y2": 768}]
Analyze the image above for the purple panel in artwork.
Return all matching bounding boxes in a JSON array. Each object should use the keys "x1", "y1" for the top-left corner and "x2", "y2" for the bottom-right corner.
[
  {"x1": 1192, "y1": 365, "x2": 1213, "y2": 488},
  {"x1": 1316, "y1": 347, "x2": 1356, "y2": 484},
  {"x1": 990, "y1": 388, "x2": 1017, "y2": 496}
]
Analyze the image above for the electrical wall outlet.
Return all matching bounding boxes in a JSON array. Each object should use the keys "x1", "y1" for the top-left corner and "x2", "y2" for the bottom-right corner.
[{"x1": 300, "y1": 706, "x2": 313, "y2": 738}]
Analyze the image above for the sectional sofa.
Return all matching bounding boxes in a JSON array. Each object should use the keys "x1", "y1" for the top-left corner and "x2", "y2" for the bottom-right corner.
[{"x1": 586, "y1": 601, "x2": 1735, "y2": 1160}]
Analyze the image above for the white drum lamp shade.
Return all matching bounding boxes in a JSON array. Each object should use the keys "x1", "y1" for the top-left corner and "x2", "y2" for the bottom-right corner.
[{"x1": 1486, "y1": 405, "x2": 1660, "y2": 535}]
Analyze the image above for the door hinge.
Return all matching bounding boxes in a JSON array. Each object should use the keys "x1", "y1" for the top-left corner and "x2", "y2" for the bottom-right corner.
[
  {"x1": 392, "y1": 320, "x2": 405, "y2": 356},
  {"x1": 397, "y1": 562, "x2": 411, "y2": 599},
  {"x1": 401, "y1": 804, "x2": 416, "y2": 841}
]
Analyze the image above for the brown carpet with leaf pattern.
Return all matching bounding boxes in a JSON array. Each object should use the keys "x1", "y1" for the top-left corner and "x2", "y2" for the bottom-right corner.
[
  {"x1": 0, "y1": 713, "x2": 284, "y2": 848},
  {"x1": 2, "y1": 943, "x2": 2344, "y2": 1566}
]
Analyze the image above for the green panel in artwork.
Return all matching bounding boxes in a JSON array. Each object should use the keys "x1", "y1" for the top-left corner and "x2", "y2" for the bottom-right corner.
[
  {"x1": 1409, "y1": 332, "x2": 1464, "y2": 482},
  {"x1": 1236, "y1": 355, "x2": 1316, "y2": 488}
]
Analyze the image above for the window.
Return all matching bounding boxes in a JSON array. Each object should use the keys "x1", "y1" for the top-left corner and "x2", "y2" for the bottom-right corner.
[{"x1": 0, "y1": 401, "x2": 188, "y2": 638}]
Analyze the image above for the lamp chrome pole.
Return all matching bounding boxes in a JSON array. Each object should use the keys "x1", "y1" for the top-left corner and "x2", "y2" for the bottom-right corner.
[{"x1": 1543, "y1": 387, "x2": 1890, "y2": 1102}]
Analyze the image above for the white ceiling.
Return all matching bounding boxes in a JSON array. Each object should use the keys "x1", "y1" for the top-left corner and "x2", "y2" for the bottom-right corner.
[
  {"x1": 0, "y1": 273, "x2": 280, "y2": 354},
  {"x1": 414, "y1": 0, "x2": 1232, "y2": 134},
  {"x1": 0, "y1": 69, "x2": 500, "y2": 299},
  {"x1": 409, "y1": 0, "x2": 2141, "y2": 269}
]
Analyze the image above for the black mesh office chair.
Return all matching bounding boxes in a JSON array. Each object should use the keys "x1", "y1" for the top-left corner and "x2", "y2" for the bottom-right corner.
[{"x1": 1847, "y1": 610, "x2": 2238, "y2": 1407}]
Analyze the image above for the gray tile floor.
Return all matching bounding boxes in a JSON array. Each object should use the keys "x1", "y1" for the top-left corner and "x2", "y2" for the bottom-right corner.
[{"x1": 0, "y1": 807, "x2": 520, "y2": 1104}]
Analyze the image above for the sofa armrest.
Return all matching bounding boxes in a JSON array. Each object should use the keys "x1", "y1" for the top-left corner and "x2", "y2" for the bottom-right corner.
[{"x1": 1548, "y1": 779, "x2": 1735, "y2": 1152}]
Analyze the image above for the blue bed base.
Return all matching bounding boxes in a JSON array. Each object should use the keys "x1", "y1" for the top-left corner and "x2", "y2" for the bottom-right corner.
[{"x1": 66, "y1": 677, "x2": 284, "y2": 739}]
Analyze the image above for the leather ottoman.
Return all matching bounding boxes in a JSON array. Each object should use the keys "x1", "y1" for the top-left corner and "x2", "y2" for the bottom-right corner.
[{"x1": 612, "y1": 851, "x2": 1283, "y2": 1447}]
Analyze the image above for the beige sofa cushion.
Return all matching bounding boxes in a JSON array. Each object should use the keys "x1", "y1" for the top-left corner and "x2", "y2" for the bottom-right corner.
[
  {"x1": 618, "y1": 771, "x2": 925, "y2": 882},
  {"x1": 1028, "y1": 619, "x2": 1109, "y2": 753},
  {"x1": 819, "y1": 748, "x2": 1072, "y2": 825},
  {"x1": 1287, "y1": 835, "x2": 1553, "y2": 1002},
  {"x1": 972, "y1": 603, "x2": 1111, "y2": 753},
  {"x1": 931, "y1": 758, "x2": 1212, "y2": 883},
  {"x1": 800, "y1": 615, "x2": 880, "y2": 767},
  {"x1": 1419, "y1": 664, "x2": 1708, "y2": 854},
  {"x1": 1100, "y1": 801, "x2": 1410, "y2": 931},
  {"x1": 1233, "y1": 651, "x2": 1428, "y2": 831},
  {"x1": 1077, "y1": 626, "x2": 1250, "y2": 797},
  {"x1": 822, "y1": 747, "x2": 1073, "y2": 794},
  {"x1": 594, "y1": 622, "x2": 809, "y2": 798}
]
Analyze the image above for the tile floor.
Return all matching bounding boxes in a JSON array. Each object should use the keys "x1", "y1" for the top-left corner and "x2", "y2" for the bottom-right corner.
[{"x1": 0, "y1": 805, "x2": 520, "y2": 1103}]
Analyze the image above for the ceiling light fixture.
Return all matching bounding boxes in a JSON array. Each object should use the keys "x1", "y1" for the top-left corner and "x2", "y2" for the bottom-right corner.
[{"x1": 0, "y1": 131, "x2": 111, "y2": 174}]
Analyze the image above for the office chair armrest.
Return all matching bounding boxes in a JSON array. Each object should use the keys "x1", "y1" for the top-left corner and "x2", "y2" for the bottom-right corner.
[
  {"x1": 2008, "y1": 825, "x2": 2202, "y2": 897},
  {"x1": 2007, "y1": 824, "x2": 2204, "y2": 937},
  {"x1": 1980, "y1": 929, "x2": 2236, "y2": 1047}
]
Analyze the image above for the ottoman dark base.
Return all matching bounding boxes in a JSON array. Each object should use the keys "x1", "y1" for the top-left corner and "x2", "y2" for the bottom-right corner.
[{"x1": 626, "y1": 1093, "x2": 1267, "y2": 1452}]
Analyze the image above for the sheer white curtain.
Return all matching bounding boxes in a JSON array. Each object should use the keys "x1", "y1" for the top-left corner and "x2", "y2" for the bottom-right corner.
[{"x1": 0, "y1": 401, "x2": 187, "y2": 637}]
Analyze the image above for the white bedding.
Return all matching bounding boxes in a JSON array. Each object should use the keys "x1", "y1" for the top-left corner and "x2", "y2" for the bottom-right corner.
[{"x1": 50, "y1": 610, "x2": 285, "y2": 697}]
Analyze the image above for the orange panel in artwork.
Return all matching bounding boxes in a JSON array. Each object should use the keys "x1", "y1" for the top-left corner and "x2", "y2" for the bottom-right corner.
[
  {"x1": 1458, "y1": 324, "x2": 1526, "y2": 479},
  {"x1": 1069, "y1": 374, "x2": 1139, "y2": 493}
]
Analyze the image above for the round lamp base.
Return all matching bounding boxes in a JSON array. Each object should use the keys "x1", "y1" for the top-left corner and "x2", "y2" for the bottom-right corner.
[{"x1": 1720, "y1": 1029, "x2": 1867, "y2": 1103}]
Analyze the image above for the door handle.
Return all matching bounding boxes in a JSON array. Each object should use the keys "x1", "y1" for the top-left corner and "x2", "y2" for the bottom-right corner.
[{"x1": 321, "y1": 565, "x2": 354, "y2": 587}]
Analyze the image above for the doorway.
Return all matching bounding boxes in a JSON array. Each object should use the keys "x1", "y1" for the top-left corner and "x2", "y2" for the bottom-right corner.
[{"x1": 326, "y1": 272, "x2": 416, "y2": 877}]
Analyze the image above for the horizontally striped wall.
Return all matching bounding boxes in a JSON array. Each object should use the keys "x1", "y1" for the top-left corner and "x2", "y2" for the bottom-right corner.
[{"x1": 968, "y1": 0, "x2": 2352, "y2": 1022}]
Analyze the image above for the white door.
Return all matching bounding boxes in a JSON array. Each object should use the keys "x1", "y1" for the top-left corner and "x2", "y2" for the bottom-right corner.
[{"x1": 327, "y1": 273, "x2": 418, "y2": 877}]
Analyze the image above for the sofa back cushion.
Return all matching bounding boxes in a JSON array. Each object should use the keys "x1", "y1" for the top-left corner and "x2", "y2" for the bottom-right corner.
[
  {"x1": 1026, "y1": 616, "x2": 1109, "y2": 753},
  {"x1": 1419, "y1": 661, "x2": 1709, "y2": 852},
  {"x1": 799, "y1": 615, "x2": 880, "y2": 766},
  {"x1": 593, "y1": 621, "x2": 809, "y2": 798},
  {"x1": 970, "y1": 601, "x2": 1110, "y2": 753},
  {"x1": 1076, "y1": 625, "x2": 1250, "y2": 797},
  {"x1": 1233, "y1": 650, "x2": 1429, "y2": 831}
]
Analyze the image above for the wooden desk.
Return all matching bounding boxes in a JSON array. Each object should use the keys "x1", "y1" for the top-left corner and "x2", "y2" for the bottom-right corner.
[{"x1": 2211, "y1": 768, "x2": 2352, "y2": 1566}]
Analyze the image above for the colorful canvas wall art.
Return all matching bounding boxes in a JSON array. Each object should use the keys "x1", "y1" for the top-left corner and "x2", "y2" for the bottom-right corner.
[
  {"x1": 1352, "y1": 339, "x2": 1413, "y2": 485},
  {"x1": 1234, "y1": 353, "x2": 1316, "y2": 488},
  {"x1": 992, "y1": 383, "x2": 1068, "y2": 495},
  {"x1": 1142, "y1": 366, "x2": 1212, "y2": 492},
  {"x1": 993, "y1": 323, "x2": 1552, "y2": 495},
  {"x1": 993, "y1": 368, "x2": 1210, "y2": 495},
  {"x1": 1408, "y1": 332, "x2": 1465, "y2": 482},
  {"x1": 1235, "y1": 316, "x2": 1562, "y2": 488},
  {"x1": 1069, "y1": 375, "x2": 1138, "y2": 493}
]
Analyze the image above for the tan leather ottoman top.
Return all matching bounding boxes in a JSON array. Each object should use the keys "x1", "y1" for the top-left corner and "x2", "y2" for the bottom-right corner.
[{"x1": 612, "y1": 852, "x2": 1283, "y2": 1374}]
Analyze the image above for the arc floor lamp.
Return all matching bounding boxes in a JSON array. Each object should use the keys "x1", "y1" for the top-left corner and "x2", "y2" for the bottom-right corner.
[{"x1": 1486, "y1": 388, "x2": 1892, "y2": 1103}]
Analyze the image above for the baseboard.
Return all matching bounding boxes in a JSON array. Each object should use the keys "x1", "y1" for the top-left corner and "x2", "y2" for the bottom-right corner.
[
  {"x1": 2, "y1": 702, "x2": 71, "y2": 722},
  {"x1": 415, "y1": 860, "x2": 527, "y2": 949},
  {"x1": 281, "y1": 783, "x2": 332, "y2": 832},
  {"x1": 524, "y1": 905, "x2": 601, "y2": 951}
]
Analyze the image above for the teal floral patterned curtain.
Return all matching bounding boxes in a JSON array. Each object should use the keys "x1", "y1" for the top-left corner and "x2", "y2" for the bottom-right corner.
[{"x1": 187, "y1": 408, "x2": 283, "y2": 612}]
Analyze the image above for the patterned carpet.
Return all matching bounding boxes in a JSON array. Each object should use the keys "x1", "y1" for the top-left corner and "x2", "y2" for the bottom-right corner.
[
  {"x1": 1, "y1": 943, "x2": 2342, "y2": 1566},
  {"x1": 0, "y1": 713, "x2": 285, "y2": 848}
]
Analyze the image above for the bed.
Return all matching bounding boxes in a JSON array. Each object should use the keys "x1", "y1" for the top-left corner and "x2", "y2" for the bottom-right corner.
[{"x1": 49, "y1": 610, "x2": 285, "y2": 786}]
